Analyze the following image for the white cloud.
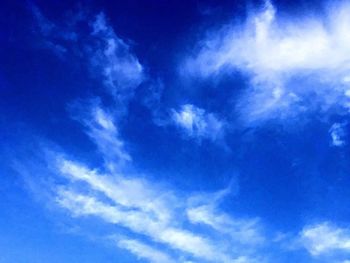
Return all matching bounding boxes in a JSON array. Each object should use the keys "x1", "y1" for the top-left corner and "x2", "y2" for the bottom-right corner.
[
  {"x1": 17, "y1": 94, "x2": 260, "y2": 262},
  {"x1": 185, "y1": 1, "x2": 350, "y2": 124},
  {"x1": 116, "y1": 238, "x2": 175, "y2": 263},
  {"x1": 90, "y1": 13, "x2": 144, "y2": 100},
  {"x1": 330, "y1": 122, "x2": 347, "y2": 147},
  {"x1": 171, "y1": 104, "x2": 224, "y2": 141},
  {"x1": 48, "y1": 110, "x2": 265, "y2": 262},
  {"x1": 55, "y1": 159, "x2": 256, "y2": 262},
  {"x1": 58, "y1": 159, "x2": 173, "y2": 224},
  {"x1": 31, "y1": 7, "x2": 264, "y2": 262},
  {"x1": 72, "y1": 105, "x2": 131, "y2": 170},
  {"x1": 300, "y1": 222, "x2": 350, "y2": 256},
  {"x1": 186, "y1": 187, "x2": 263, "y2": 246},
  {"x1": 187, "y1": 204, "x2": 263, "y2": 245}
]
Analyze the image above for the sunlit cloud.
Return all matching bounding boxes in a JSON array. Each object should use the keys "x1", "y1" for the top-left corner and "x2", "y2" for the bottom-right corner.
[
  {"x1": 300, "y1": 222, "x2": 350, "y2": 256},
  {"x1": 185, "y1": 0, "x2": 350, "y2": 125}
]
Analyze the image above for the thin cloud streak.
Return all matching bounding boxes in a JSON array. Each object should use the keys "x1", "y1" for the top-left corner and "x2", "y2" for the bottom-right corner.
[
  {"x1": 116, "y1": 238, "x2": 176, "y2": 263},
  {"x1": 90, "y1": 13, "x2": 144, "y2": 101}
]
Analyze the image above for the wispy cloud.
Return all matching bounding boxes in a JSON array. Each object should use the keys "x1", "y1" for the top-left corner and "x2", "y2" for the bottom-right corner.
[
  {"x1": 38, "y1": 100, "x2": 262, "y2": 262},
  {"x1": 171, "y1": 104, "x2": 225, "y2": 141},
  {"x1": 31, "y1": 9, "x2": 260, "y2": 261},
  {"x1": 116, "y1": 238, "x2": 176, "y2": 263},
  {"x1": 55, "y1": 155, "x2": 261, "y2": 262},
  {"x1": 31, "y1": 5, "x2": 71, "y2": 56},
  {"x1": 185, "y1": 0, "x2": 350, "y2": 125},
  {"x1": 186, "y1": 186, "x2": 263, "y2": 246},
  {"x1": 90, "y1": 13, "x2": 144, "y2": 101},
  {"x1": 329, "y1": 122, "x2": 347, "y2": 147},
  {"x1": 32, "y1": 7, "x2": 144, "y2": 114},
  {"x1": 300, "y1": 222, "x2": 350, "y2": 256},
  {"x1": 187, "y1": 204, "x2": 263, "y2": 245},
  {"x1": 71, "y1": 104, "x2": 131, "y2": 170}
]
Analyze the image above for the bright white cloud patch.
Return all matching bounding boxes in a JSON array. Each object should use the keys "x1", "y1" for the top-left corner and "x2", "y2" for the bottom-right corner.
[
  {"x1": 171, "y1": 104, "x2": 224, "y2": 141},
  {"x1": 186, "y1": 1, "x2": 350, "y2": 124},
  {"x1": 300, "y1": 222, "x2": 350, "y2": 256}
]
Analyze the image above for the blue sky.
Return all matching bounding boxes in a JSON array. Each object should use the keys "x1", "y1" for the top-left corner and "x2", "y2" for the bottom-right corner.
[{"x1": 2, "y1": 0, "x2": 350, "y2": 262}]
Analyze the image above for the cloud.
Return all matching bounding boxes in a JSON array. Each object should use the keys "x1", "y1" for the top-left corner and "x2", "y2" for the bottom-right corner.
[
  {"x1": 186, "y1": 187, "x2": 263, "y2": 246},
  {"x1": 31, "y1": 5, "x2": 71, "y2": 56},
  {"x1": 329, "y1": 122, "x2": 347, "y2": 147},
  {"x1": 55, "y1": 157, "x2": 260, "y2": 263},
  {"x1": 171, "y1": 104, "x2": 225, "y2": 141},
  {"x1": 300, "y1": 222, "x2": 350, "y2": 256},
  {"x1": 31, "y1": 8, "x2": 249, "y2": 261},
  {"x1": 15, "y1": 2, "x2": 350, "y2": 263},
  {"x1": 185, "y1": 0, "x2": 350, "y2": 125},
  {"x1": 187, "y1": 204, "x2": 263, "y2": 245},
  {"x1": 38, "y1": 102, "x2": 263, "y2": 263},
  {"x1": 58, "y1": 159, "x2": 173, "y2": 224},
  {"x1": 32, "y1": 7, "x2": 144, "y2": 113},
  {"x1": 116, "y1": 238, "x2": 175, "y2": 263},
  {"x1": 72, "y1": 104, "x2": 131, "y2": 170},
  {"x1": 90, "y1": 13, "x2": 144, "y2": 101}
]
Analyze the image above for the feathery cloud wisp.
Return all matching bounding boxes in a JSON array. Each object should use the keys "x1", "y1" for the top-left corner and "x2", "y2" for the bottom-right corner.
[
  {"x1": 90, "y1": 13, "x2": 144, "y2": 99},
  {"x1": 32, "y1": 8, "x2": 144, "y2": 113},
  {"x1": 329, "y1": 122, "x2": 347, "y2": 147},
  {"x1": 171, "y1": 104, "x2": 224, "y2": 141},
  {"x1": 56, "y1": 158, "x2": 261, "y2": 263}
]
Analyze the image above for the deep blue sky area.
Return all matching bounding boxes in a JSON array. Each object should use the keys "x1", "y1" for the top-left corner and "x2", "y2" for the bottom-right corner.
[{"x1": 1, "y1": 1, "x2": 350, "y2": 263}]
